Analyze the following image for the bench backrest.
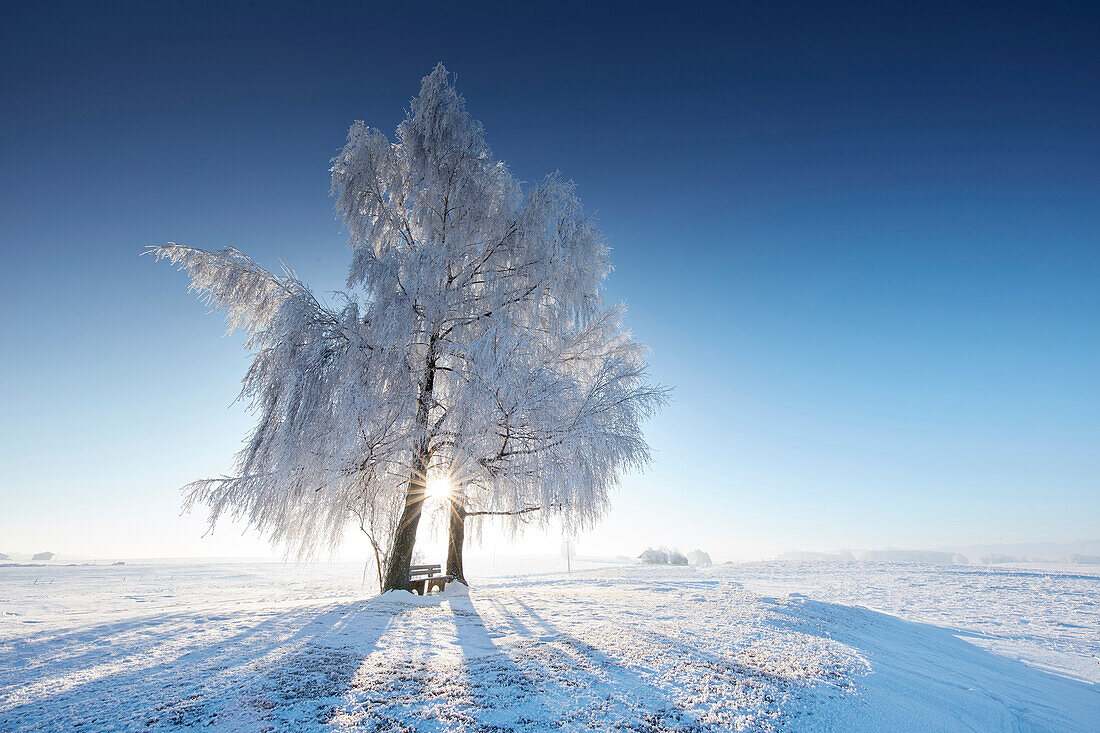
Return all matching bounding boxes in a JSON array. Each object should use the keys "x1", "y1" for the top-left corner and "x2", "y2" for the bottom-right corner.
[{"x1": 409, "y1": 563, "x2": 441, "y2": 579}]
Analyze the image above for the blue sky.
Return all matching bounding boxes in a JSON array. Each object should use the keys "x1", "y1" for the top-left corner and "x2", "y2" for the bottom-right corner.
[{"x1": 1, "y1": 1, "x2": 1097, "y2": 560}]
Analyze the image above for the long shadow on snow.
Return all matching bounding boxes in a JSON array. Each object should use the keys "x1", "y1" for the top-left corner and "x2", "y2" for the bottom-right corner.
[
  {"x1": 205, "y1": 597, "x2": 406, "y2": 730},
  {"x1": 337, "y1": 589, "x2": 706, "y2": 732},
  {"x1": 292, "y1": 590, "x2": 561, "y2": 732},
  {"x1": 766, "y1": 597, "x2": 1100, "y2": 732},
  {"x1": 0, "y1": 605, "x2": 322, "y2": 694},
  {"x1": 496, "y1": 595, "x2": 718, "y2": 731},
  {"x1": 0, "y1": 598, "x2": 399, "y2": 732},
  {"x1": 0, "y1": 605, "x2": 324, "y2": 715},
  {"x1": 449, "y1": 591, "x2": 560, "y2": 731}
]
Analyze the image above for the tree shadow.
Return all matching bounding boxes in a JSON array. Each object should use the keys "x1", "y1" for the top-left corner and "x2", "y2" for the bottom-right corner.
[
  {"x1": 316, "y1": 589, "x2": 712, "y2": 731},
  {"x1": 447, "y1": 591, "x2": 560, "y2": 729},
  {"x1": 3, "y1": 605, "x2": 319, "y2": 694},
  {"x1": 485, "y1": 595, "x2": 550, "y2": 637},
  {"x1": 1, "y1": 597, "x2": 403, "y2": 732},
  {"x1": 765, "y1": 597, "x2": 1100, "y2": 731},
  {"x1": 471, "y1": 593, "x2": 717, "y2": 731}
]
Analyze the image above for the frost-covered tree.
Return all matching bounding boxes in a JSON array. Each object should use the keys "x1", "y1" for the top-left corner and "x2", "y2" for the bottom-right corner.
[
  {"x1": 151, "y1": 64, "x2": 665, "y2": 592},
  {"x1": 688, "y1": 549, "x2": 713, "y2": 567}
]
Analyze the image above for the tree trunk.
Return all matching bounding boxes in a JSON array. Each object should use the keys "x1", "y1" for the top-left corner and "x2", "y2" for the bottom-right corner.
[
  {"x1": 381, "y1": 453, "x2": 429, "y2": 592},
  {"x1": 445, "y1": 491, "x2": 467, "y2": 585},
  {"x1": 381, "y1": 338, "x2": 437, "y2": 593}
]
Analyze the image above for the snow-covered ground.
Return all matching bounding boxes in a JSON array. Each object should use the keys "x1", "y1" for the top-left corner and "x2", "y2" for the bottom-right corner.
[
  {"x1": 1, "y1": 560, "x2": 1097, "y2": 731},
  {"x1": 728, "y1": 560, "x2": 1100, "y2": 685}
]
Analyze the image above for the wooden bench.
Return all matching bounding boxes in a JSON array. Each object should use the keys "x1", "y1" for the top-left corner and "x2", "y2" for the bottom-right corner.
[{"x1": 409, "y1": 563, "x2": 451, "y2": 596}]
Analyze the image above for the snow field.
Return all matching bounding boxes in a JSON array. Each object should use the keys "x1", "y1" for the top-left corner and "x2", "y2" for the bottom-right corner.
[
  {"x1": 723, "y1": 560, "x2": 1100, "y2": 684},
  {"x1": 1, "y1": 562, "x2": 1097, "y2": 731}
]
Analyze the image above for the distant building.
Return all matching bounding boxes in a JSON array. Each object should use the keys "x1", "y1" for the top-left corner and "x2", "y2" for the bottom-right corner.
[{"x1": 639, "y1": 547, "x2": 669, "y2": 565}]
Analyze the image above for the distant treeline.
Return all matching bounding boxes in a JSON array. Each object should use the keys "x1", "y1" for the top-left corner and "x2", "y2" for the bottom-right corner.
[{"x1": 639, "y1": 548, "x2": 712, "y2": 566}]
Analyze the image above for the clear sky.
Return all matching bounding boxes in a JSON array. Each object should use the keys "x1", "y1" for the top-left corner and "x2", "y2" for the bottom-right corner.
[{"x1": 2, "y1": 1, "x2": 1097, "y2": 562}]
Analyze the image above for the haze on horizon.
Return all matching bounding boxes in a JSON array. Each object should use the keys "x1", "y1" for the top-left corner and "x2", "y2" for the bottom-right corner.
[{"x1": 1, "y1": 1, "x2": 1097, "y2": 565}]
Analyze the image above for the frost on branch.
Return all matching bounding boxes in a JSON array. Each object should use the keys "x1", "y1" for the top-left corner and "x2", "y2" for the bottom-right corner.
[{"x1": 147, "y1": 242, "x2": 413, "y2": 560}]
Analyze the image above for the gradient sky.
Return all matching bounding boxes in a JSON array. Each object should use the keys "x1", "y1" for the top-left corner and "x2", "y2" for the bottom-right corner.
[{"x1": 2, "y1": 1, "x2": 1097, "y2": 561}]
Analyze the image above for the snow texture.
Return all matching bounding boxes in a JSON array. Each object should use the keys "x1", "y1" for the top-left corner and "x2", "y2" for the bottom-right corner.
[{"x1": 2, "y1": 561, "x2": 1097, "y2": 731}]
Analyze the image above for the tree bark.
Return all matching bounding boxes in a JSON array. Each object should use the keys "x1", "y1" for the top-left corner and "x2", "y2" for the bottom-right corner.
[
  {"x1": 381, "y1": 339, "x2": 437, "y2": 593},
  {"x1": 381, "y1": 452, "x2": 429, "y2": 592},
  {"x1": 445, "y1": 491, "x2": 467, "y2": 585}
]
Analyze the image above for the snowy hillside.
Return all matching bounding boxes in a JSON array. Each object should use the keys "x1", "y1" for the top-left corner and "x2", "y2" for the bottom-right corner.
[{"x1": 1, "y1": 562, "x2": 1097, "y2": 731}]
